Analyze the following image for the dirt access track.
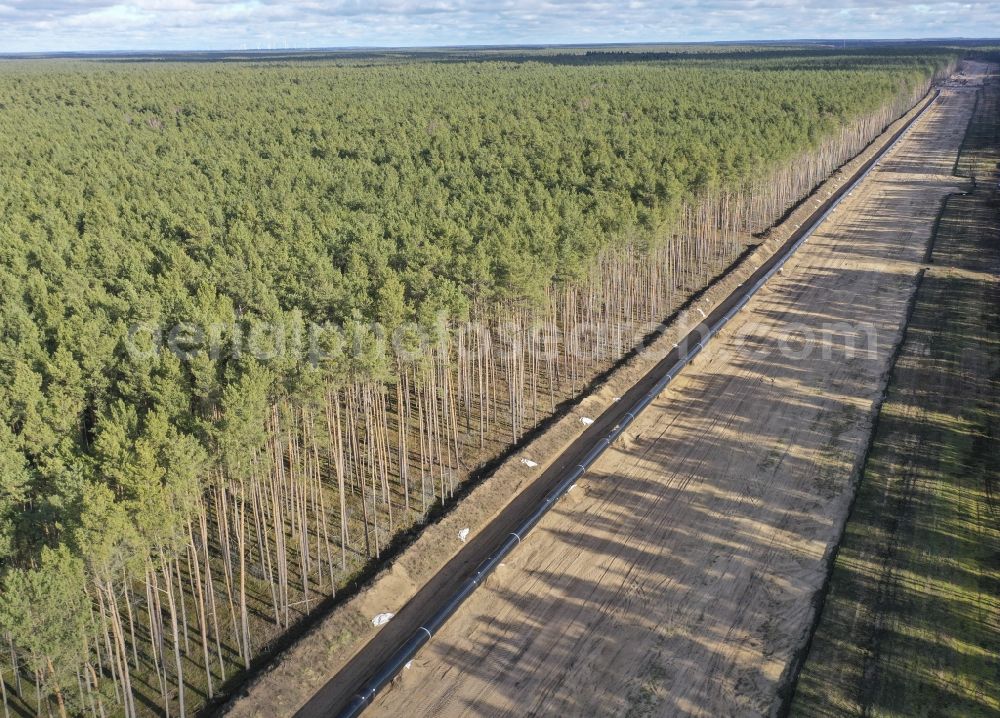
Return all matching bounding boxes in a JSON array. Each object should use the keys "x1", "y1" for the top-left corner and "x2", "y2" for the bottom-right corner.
[{"x1": 344, "y1": 68, "x2": 986, "y2": 717}]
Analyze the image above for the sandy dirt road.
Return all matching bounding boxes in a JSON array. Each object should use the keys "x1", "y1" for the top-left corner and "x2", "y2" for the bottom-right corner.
[{"x1": 361, "y1": 72, "x2": 983, "y2": 717}]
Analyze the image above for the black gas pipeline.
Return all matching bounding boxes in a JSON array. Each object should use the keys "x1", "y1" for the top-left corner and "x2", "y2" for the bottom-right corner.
[{"x1": 332, "y1": 88, "x2": 941, "y2": 718}]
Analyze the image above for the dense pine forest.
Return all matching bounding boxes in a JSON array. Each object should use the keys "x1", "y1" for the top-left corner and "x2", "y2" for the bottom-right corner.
[{"x1": 0, "y1": 47, "x2": 957, "y2": 716}]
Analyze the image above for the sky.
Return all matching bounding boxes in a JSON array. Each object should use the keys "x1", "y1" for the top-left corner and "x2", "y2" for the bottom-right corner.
[{"x1": 0, "y1": 0, "x2": 995, "y2": 54}]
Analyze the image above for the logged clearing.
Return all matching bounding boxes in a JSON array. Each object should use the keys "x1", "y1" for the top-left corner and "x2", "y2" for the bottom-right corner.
[
  {"x1": 790, "y1": 65, "x2": 1000, "y2": 718},
  {"x1": 363, "y1": 65, "x2": 988, "y2": 718}
]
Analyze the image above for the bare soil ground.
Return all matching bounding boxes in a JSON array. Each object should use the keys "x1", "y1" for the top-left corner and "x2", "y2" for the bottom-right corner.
[
  {"x1": 790, "y1": 65, "x2": 1000, "y2": 718},
  {"x1": 360, "y1": 69, "x2": 985, "y2": 717}
]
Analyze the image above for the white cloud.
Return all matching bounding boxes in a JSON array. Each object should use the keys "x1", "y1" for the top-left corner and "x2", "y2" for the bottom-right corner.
[{"x1": 0, "y1": 0, "x2": 995, "y2": 52}]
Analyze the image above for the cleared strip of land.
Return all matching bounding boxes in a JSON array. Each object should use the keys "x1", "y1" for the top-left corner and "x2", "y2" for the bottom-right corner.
[
  {"x1": 228, "y1": 72, "x2": 950, "y2": 718},
  {"x1": 790, "y1": 66, "x2": 1000, "y2": 718},
  {"x1": 362, "y1": 70, "x2": 984, "y2": 717}
]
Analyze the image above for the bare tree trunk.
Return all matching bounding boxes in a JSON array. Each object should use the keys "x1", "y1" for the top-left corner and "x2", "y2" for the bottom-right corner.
[
  {"x1": 159, "y1": 556, "x2": 185, "y2": 717},
  {"x1": 187, "y1": 520, "x2": 214, "y2": 698},
  {"x1": 235, "y1": 482, "x2": 252, "y2": 669},
  {"x1": 199, "y1": 510, "x2": 226, "y2": 681},
  {"x1": 1, "y1": 660, "x2": 10, "y2": 718},
  {"x1": 145, "y1": 564, "x2": 169, "y2": 713},
  {"x1": 102, "y1": 581, "x2": 135, "y2": 718},
  {"x1": 44, "y1": 658, "x2": 67, "y2": 718},
  {"x1": 119, "y1": 574, "x2": 139, "y2": 670}
]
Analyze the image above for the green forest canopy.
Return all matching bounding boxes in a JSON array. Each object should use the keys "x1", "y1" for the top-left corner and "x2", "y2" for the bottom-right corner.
[{"x1": 0, "y1": 42, "x2": 954, "y2": 589}]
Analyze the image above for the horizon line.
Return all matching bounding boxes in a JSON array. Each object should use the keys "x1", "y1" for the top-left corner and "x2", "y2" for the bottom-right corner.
[{"x1": 1, "y1": 36, "x2": 995, "y2": 60}]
